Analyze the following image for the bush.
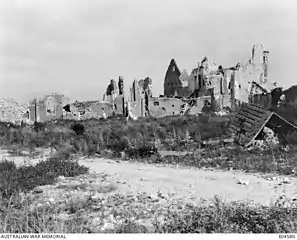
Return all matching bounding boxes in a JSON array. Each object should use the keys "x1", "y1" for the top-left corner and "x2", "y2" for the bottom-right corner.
[
  {"x1": 150, "y1": 146, "x2": 297, "y2": 176},
  {"x1": 0, "y1": 152, "x2": 89, "y2": 200},
  {"x1": 70, "y1": 123, "x2": 85, "y2": 135},
  {"x1": 124, "y1": 143, "x2": 158, "y2": 159},
  {"x1": 154, "y1": 196, "x2": 297, "y2": 233}
]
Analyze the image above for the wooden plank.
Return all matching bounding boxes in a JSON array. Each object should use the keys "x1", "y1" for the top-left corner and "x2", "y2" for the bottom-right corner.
[
  {"x1": 202, "y1": 138, "x2": 234, "y2": 145},
  {"x1": 241, "y1": 106, "x2": 269, "y2": 119},
  {"x1": 233, "y1": 113, "x2": 258, "y2": 125},
  {"x1": 242, "y1": 102, "x2": 268, "y2": 112},
  {"x1": 245, "y1": 112, "x2": 273, "y2": 147},
  {"x1": 237, "y1": 109, "x2": 262, "y2": 122},
  {"x1": 223, "y1": 138, "x2": 234, "y2": 143},
  {"x1": 248, "y1": 103, "x2": 271, "y2": 113},
  {"x1": 232, "y1": 119, "x2": 253, "y2": 129},
  {"x1": 243, "y1": 103, "x2": 270, "y2": 115},
  {"x1": 228, "y1": 123, "x2": 251, "y2": 134},
  {"x1": 228, "y1": 123, "x2": 257, "y2": 137},
  {"x1": 225, "y1": 129, "x2": 235, "y2": 136},
  {"x1": 226, "y1": 102, "x2": 272, "y2": 144},
  {"x1": 239, "y1": 108, "x2": 268, "y2": 122},
  {"x1": 227, "y1": 130, "x2": 250, "y2": 142}
]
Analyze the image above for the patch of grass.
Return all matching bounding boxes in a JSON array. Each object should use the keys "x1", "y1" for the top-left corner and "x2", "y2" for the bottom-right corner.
[
  {"x1": 0, "y1": 149, "x2": 89, "y2": 200},
  {"x1": 153, "y1": 196, "x2": 297, "y2": 233},
  {"x1": 0, "y1": 115, "x2": 229, "y2": 155},
  {"x1": 2, "y1": 194, "x2": 297, "y2": 233},
  {"x1": 145, "y1": 146, "x2": 297, "y2": 176},
  {"x1": 1, "y1": 205, "x2": 91, "y2": 233}
]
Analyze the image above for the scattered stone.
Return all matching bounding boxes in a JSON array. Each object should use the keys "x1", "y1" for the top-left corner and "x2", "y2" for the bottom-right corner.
[
  {"x1": 236, "y1": 179, "x2": 249, "y2": 186},
  {"x1": 33, "y1": 188, "x2": 43, "y2": 194},
  {"x1": 282, "y1": 177, "x2": 291, "y2": 184}
]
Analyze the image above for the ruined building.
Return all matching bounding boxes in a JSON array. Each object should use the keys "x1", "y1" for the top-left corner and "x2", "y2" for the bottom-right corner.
[
  {"x1": 80, "y1": 76, "x2": 125, "y2": 119},
  {"x1": 28, "y1": 93, "x2": 69, "y2": 122},
  {"x1": 164, "y1": 59, "x2": 190, "y2": 97},
  {"x1": 164, "y1": 44, "x2": 277, "y2": 111},
  {"x1": 27, "y1": 44, "x2": 277, "y2": 122},
  {"x1": 129, "y1": 77, "x2": 153, "y2": 117}
]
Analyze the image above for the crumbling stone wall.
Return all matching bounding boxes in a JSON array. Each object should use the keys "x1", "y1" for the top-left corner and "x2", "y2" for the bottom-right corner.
[
  {"x1": 164, "y1": 59, "x2": 188, "y2": 97},
  {"x1": 129, "y1": 79, "x2": 145, "y2": 117},
  {"x1": 188, "y1": 57, "x2": 229, "y2": 110},
  {"x1": 90, "y1": 102, "x2": 113, "y2": 118},
  {"x1": 147, "y1": 97, "x2": 210, "y2": 118},
  {"x1": 29, "y1": 94, "x2": 67, "y2": 122},
  {"x1": 187, "y1": 44, "x2": 275, "y2": 110},
  {"x1": 148, "y1": 97, "x2": 183, "y2": 118},
  {"x1": 129, "y1": 77, "x2": 155, "y2": 118},
  {"x1": 104, "y1": 77, "x2": 125, "y2": 115},
  {"x1": 232, "y1": 44, "x2": 272, "y2": 105}
]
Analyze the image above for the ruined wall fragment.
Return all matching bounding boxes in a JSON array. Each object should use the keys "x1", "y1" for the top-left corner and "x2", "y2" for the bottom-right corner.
[
  {"x1": 233, "y1": 44, "x2": 268, "y2": 104},
  {"x1": 118, "y1": 76, "x2": 124, "y2": 95},
  {"x1": 164, "y1": 59, "x2": 184, "y2": 97},
  {"x1": 148, "y1": 97, "x2": 183, "y2": 118},
  {"x1": 29, "y1": 93, "x2": 66, "y2": 122},
  {"x1": 129, "y1": 79, "x2": 145, "y2": 118}
]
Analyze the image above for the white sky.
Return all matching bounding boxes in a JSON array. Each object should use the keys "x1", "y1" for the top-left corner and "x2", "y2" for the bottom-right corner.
[{"x1": 0, "y1": 0, "x2": 296, "y2": 103}]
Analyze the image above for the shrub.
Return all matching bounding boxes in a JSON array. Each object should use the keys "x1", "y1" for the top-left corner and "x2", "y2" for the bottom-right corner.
[
  {"x1": 0, "y1": 160, "x2": 17, "y2": 172},
  {"x1": 70, "y1": 123, "x2": 85, "y2": 135},
  {"x1": 124, "y1": 143, "x2": 158, "y2": 159},
  {"x1": 35, "y1": 156, "x2": 89, "y2": 178},
  {"x1": 154, "y1": 196, "x2": 297, "y2": 233},
  {"x1": 0, "y1": 152, "x2": 89, "y2": 200}
]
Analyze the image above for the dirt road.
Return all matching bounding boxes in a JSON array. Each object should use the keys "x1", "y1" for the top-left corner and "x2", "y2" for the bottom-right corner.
[
  {"x1": 80, "y1": 158, "x2": 297, "y2": 205},
  {"x1": 3, "y1": 150, "x2": 297, "y2": 206}
]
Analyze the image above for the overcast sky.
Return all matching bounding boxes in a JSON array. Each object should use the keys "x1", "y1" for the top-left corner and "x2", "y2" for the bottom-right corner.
[{"x1": 0, "y1": 0, "x2": 296, "y2": 103}]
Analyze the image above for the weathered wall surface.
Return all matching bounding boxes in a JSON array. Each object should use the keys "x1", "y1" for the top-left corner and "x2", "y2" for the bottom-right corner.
[
  {"x1": 149, "y1": 98, "x2": 183, "y2": 118},
  {"x1": 164, "y1": 59, "x2": 184, "y2": 97},
  {"x1": 188, "y1": 70, "x2": 196, "y2": 93},
  {"x1": 187, "y1": 44, "x2": 273, "y2": 110},
  {"x1": 184, "y1": 97, "x2": 212, "y2": 115},
  {"x1": 147, "y1": 97, "x2": 212, "y2": 118},
  {"x1": 29, "y1": 94, "x2": 66, "y2": 122},
  {"x1": 90, "y1": 102, "x2": 113, "y2": 117},
  {"x1": 233, "y1": 44, "x2": 269, "y2": 104},
  {"x1": 130, "y1": 97, "x2": 145, "y2": 118},
  {"x1": 188, "y1": 57, "x2": 228, "y2": 107},
  {"x1": 114, "y1": 95, "x2": 125, "y2": 115}
]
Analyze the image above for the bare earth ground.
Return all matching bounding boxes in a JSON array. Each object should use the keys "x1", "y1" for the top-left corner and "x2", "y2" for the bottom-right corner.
[
  {"x1": 2, "y1": 149, "x2": 297, "y2": 206},
  {"x1": 80, "y1": 158, "x2": 297, "y2": 205}
]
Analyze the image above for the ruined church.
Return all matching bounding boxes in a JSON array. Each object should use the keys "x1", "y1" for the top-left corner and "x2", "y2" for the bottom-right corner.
[
  {"x1": 27, "y1": 44, "x2": 279, "y2": 122},
  {"x1": 163, "y1": 44, "x2": 277, "y2": 110}
]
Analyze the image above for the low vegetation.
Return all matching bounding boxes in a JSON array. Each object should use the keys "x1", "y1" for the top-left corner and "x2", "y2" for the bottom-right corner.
[
  {"x1": 154, "y1": 196, "x2": 297, "y2": 233},
  {"x1": 1, "y1": 108, "x2": 297, "y2": 233}
]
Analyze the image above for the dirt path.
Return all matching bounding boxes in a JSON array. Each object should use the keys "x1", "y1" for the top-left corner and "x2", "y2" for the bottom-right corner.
[
  {"x1": 80, "y1": 158, "x2": 297, "y2": 206},
  {"x1": 2, "y1": 150, "x2": 297, "y2": 206}
]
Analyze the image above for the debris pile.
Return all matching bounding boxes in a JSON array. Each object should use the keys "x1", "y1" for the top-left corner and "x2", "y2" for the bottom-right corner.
[
  {"x1": 248, "y1": 126, "x2": 279, "y2": 150},
  {"x1": 0, "y1": 96, "x2": 28, "y2": 123},
  {"x1": 215, "y1": 108, "x2": 230, "y2": 116}
]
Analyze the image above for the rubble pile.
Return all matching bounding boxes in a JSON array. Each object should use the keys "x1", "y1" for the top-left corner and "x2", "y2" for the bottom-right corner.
[
  {"x1": 248, "y1": 126, "x2": 279, "y2": 149},
  {"x1": 72, "y1": 100, "x2": 99, "y2": 111},
  {"x1": 0, "y1": 96, "x2": 28, "y2": 123}
]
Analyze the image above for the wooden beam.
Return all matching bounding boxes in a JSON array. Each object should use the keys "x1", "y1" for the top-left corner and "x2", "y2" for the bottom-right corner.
[
  {"x1": 245, "y1": 103, "x2": 271, "y2": 115},
  {"x1": 239, "y1": 108, "x2": 268, "y2": 121},
  {"x1": 232, "y1": 119, "x2": 253, "y2": 129},
  {"x1": 272, "y1": 112, "x2": 297, "y2": 130},
  {"x1": 228, "y1": 123, "x2": 251, "y2": 134},
  {"x1": 245, "y1": 112, "x2": 274, "y2": 147},
  {"x1": 233, "y1": 112, "x2": 259, "y2": 125}
]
